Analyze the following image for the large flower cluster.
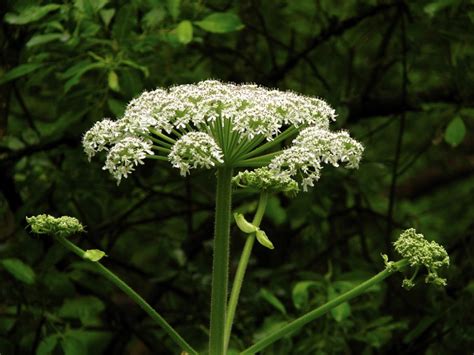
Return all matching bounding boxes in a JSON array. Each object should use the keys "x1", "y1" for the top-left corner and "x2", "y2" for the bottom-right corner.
[
  {"x1": 268, "y1": 128, "x2": 364, "y2": 191},
  {"x1": 83, "y1": 80, "x2": 363, "y2": 190}
]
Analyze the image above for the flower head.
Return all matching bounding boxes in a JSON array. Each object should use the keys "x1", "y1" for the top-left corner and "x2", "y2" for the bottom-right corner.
[
  {"x1": 393, "y1": 228, "x2": 450, "y2": 288},
  {"x1": 83, "y1": 80, "x2": 363, "y2": 190},
  {"x1": 26, "y1": 215, "x2": 84, "y2": 237}
]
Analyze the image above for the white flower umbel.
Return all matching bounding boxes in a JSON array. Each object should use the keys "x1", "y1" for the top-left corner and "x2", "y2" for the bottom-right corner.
[
  {"x1": 82, "y1": 119, "x2": 122, "y2": 160},
  {"x1": 169, "y1": 132, "x2": 224, "y2": 176},
  {"x1": 83, "y1": 80, "x2": 361, "y2": 188},
  {"x1": 268, "y1": 128, "x2": 364, "y2": 191},
  {"x1": 102, "y1": 137, "x2": 154, "y2": 184}
]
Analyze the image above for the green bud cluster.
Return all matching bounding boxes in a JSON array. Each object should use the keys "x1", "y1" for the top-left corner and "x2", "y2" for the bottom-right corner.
[
  {"x1": 393, "y1": 228, "x2": 449, "y2": 288},
  {"x1": 232, "y1": 167, "x2": 299, "y2": 195},
  {"x1": 26, "y1": 214, "x2": 84, "y2": 237}
]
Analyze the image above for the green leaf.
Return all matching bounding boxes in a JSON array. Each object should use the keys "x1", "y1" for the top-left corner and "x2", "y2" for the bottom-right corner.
[
  {"x1": 36, "y1": 335, "x2": 58, "y2": 355},
  {"x1": 234, "y1": 212, "x2": 257, "y2": 234},
  {"x1": 327, "y1": 285, "x2": 351, "y2": 322},
  {"x1": 266, "y1": 196, "x2": 286, "y2": 225},
  {"x1": 195, "y1": 12, "x2": 244, "y2": 33},
  {"x1": 424, "y1": 0, "x2": 457, "y2": 17},
  {"x1": 107, "y1": 71, "x2": 120, "y2": 92},
  {"x1": 83, "y1": 249, "x2": 106, "y2": 262},
  {"x1": 176, "y1": 20, "x2": 193, "y2": 44},
  {"x1": 59, "y1": 296, "x2": 105, "y2": 325},
  {"x1": 112, "y1": 5, "x2": 137, "y2": 42},
  {"x1": 108, "y1": 98, "x2": 126, "y2": 117},
  {"x1": 167, "y1": 0, "x2": 181, "y2": 20},
  {"x1": 292, "y1": 281, "x2": 319, "y2": 310},
  {"x1": 0, "y1": 63, "x2": 43, "y2": 85},
  {"x1": 61, "y1": 335, "x2": 86, "y2": 355},
  {"x1": 26, "y1": 33, "x2": 65, "y2": 48},
  {"x1": 4, "y1": 5, "x2": 62, "y2": 25},
  {"x1": 100, "y1": 8, "x2": 115, "y2": 27},
  {"x1": 255, "y1": 229, "x2": 274, "y2": 250},
  {"x1": 260, "y1": 288, "x2": 287, "y2": 315},
  {"x1": 444, "y1": 117, "x2": 466, "y2": 147},
  {"x1": 63, "y1": 62, "x2": 105, "y2": 93},
  {"x1": 0, "y1": 258, "x2": 36, "y2": 285}
]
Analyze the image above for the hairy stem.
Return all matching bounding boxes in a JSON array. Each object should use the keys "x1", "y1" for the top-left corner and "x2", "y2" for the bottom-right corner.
[
  {"x1": 241, "y1": 259, "x2": 409, "y2": 354},
  {"x1": 209, "y1": 167, "x2": 234, "y2": 355},
  {"x1": 225, "y1": 191, "x2": 269, "y2": 351},
  {"x1": 53, "y1": 234, "x2": 197, "y2": 355}
]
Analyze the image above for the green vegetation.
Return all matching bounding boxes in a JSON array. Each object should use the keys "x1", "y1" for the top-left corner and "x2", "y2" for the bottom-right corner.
[{"x1": 1, "y1": 1, "x2": 472, "y2": 354}]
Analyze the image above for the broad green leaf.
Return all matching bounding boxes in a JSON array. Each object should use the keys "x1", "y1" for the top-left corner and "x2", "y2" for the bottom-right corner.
[
  {"x1": 1, "y1": 258, "x2": 36, "y2": 285},
  {"x1": 167, "y1": 0, "x2": 181, "y2": 20},
  {"x1": 0, "y1": 63, "x2": 43, "y2": 85},
  {"x1": 4, "y1": 5, "x2": 61, "y2": 25},
  {"x1": 327, "y1": 285, "x2": 351, "y2": 322},
  {"x1": 59, "y1": 296, "x2": 105, "y2": 325},
  {"x1": 195, "y1": 12, "x2": 244, "y2": 33},
  {"x1": 444, "y1": 117, "x2": 466, "y2": 147},
  {"x1": 83, "y1": 249, "x2": 106, "y2": 262},
  {"x1": 26, "y1": 33, "x2": 65, "y2": 48},
  {"x1": 292, "y1": 281, "x2": 319, "y2": 310},
  {"x1": 61, "y1": 335, "x2": 86, "y2": 355},
  {"x1": 176, "y1": 20, "x2": 193, "y2": 44},
  {"x1": 260, "y1": 288, "x2": 287, "y2": 315},
  {"x1": 36, "y1": 335, "x2": 58, "y2": 355},
  {"x1": 107, "y1": 71, "x2": 120, "y2": 92}
]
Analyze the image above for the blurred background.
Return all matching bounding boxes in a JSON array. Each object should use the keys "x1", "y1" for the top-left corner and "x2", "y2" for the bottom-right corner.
[{"x1": 1, "y1": 0, "x2": 473, "y2": 354}]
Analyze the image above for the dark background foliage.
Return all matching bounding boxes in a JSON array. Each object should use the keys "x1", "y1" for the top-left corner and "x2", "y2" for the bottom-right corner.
[{"x1": 1, "y1": 0, "x2": 473, "y2": 354}]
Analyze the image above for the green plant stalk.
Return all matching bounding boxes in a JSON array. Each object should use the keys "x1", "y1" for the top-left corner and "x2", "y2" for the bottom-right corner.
[
  {"x1": 53, "y1": 234, "x2": 198, "y2": 355},
  {"x1": 209, "y1": 167, "x2": 234, "y2": 355},
  {"x1": 240, "y1": 258, "x2": 409, "y2": 354},
  {"x1": 224, "y1": 191, "x2": 269, "y2": 350}
]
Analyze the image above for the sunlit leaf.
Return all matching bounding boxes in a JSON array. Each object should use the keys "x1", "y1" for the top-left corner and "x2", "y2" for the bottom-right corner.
[
  {"x1": 4, "y1": 5, "x2": 61, "y2": 25},
  {"x1": 26, "y1": 33, "x2": 66, "y2": 48},
  {"x1": 107, "y1": 71, "x2": 120, "y2": 92},
  {"x1": 176, "y1": 20, "x2": 193, "y2": 44},
  {"x1": 83, "y1": 249, "x2": 106, "y2": 262},
  {"x1": 195, "y1": 12, "x2": 244, "y2": 33},
  {"x1": 444, "y1": 117, "x2": 466, "y2": 147}
]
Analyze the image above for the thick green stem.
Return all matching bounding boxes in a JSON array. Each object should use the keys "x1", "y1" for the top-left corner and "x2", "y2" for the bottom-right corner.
[
  {"x1": 209, "y1": 167, "x2": 234, "y2": 355},
  {"x1": 53, "y1": 234, "x2": 197, "y2": 355},
  {"x1": 240, "y1": 259, "x2": 409, "y2": 354},
  {"x1": 224, "y1": 192, "x2": 269, "y2": 350}
]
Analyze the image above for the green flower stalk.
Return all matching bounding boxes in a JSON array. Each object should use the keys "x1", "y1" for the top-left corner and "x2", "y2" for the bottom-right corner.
[
  {"x1": 242, "y1": 228, "x2": 450, "y2": 353},
  {"x1": 82, "y1": 80, "x2": 364, "y2": 354},
  {"x1": 26, "y1": 214, "x2": 197, "y2": 355}
]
